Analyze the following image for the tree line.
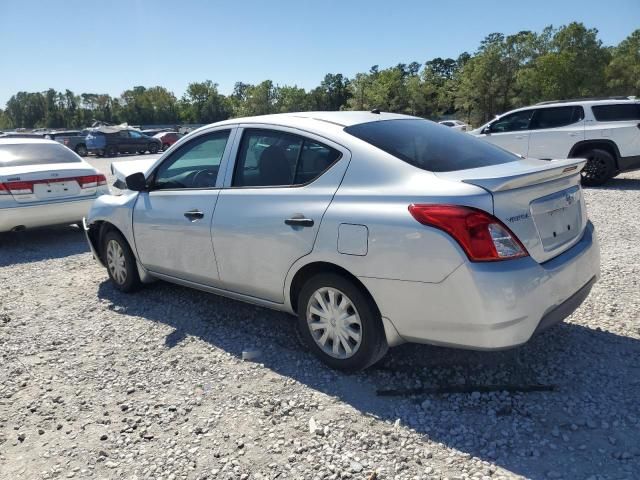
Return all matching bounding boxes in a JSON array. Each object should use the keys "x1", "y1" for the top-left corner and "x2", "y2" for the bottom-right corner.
[{"x1": 1, "y1": 23, "x2": 638, "y2": 130}]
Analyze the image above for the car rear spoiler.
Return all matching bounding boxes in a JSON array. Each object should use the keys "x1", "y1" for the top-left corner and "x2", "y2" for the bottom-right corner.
[{"x1": 436, "y1": 158, "x2": 586, "y2": 193}]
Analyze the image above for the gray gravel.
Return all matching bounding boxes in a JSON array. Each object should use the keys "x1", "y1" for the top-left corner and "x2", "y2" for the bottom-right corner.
[{"x1": 1, "y1": 155, "x2": 639, "y2": 480}]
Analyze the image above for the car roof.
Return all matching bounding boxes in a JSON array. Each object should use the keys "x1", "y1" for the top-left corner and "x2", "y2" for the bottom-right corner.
[
  {"x1": 191, "y1": 111, "x2": 419, "y2": 137},
  {"x1": 0, "y1": 138, "x2": 60, "y2": 146}
]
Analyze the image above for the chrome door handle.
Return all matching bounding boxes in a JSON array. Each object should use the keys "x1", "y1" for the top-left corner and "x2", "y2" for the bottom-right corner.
[
  {"x1": 285, "y1": 217, "x2": 314, "y2": 227},
  {"x1": 184, "y1": 209, "x2": 204, "y2": 221}
]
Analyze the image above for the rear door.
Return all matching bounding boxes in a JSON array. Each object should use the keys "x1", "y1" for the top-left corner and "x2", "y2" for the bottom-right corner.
[
  {"x1": 211, "y1": 126, "x2": 349, "y2": 303},
  {"x1": 132, "y1": 128, "x2": 234, "y2": 286},
  {"x1": 480, "y1": 109, "x2": 533, "y2": 157},
  {"x1": 527, "y1": 106, "x2": 585, "y2": 159}
]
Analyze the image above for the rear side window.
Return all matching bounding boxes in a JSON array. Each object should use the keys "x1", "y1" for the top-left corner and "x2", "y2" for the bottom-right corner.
[
  {"x1": 345, "y1": 119, "x2": 518, "y2": 172},
  {"x1": 530, "y1": 106, "x2": 584, "y2": 129},
  {"x1": 232, "y1": 129, "x2": 340, "y2": 187},
  {"x1": 0, "y1": 143, "x2": 82, "y2": 167},
  {"x1": 592, "y1": 103, "x2": 640, "y2": 121}
]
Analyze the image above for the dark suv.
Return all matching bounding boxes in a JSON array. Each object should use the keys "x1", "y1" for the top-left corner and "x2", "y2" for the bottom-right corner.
[{"x1": 86, "y1": 128, "x2": 162, "y2": 157}]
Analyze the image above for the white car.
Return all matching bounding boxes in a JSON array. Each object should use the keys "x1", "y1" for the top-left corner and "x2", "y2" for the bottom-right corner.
[
  {"x1": 438, "y1": 119, "x2": 469, "y2": 131},
  {"x1": 470, "y1": 97, "x2": 640, "y2": 186},
  {"x1": 0, "y1": 138, "x2": 109, "y2": 233}
]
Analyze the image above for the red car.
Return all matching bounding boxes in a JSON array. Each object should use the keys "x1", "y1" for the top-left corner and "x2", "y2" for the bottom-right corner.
[{"x1": 153, "y1": 131, "x2": 181, "y2": 151}]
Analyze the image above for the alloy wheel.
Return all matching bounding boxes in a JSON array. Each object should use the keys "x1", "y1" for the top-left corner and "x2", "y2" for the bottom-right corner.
[
  {"x1": 106, "y1": 239, "x2": 127, "y2": 285},
  {"x1": 306, "y1": 287, "x2": 362, "y2": 359}
]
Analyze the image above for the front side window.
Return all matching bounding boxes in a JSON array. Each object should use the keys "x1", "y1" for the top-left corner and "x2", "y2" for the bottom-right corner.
[
  {"x1": 119, "y1": 130, "x2": 130, "y2": 138},
  {"x1": 530, "y1": 106, "x2": 584, "y2": 129},
  {"x1": 345, "y1": 119, "x2": 518, "y2": 172},
  {"x1": 592, "y1": 103, "x2": 640, "y2": 121},
  {"x1": 130, "y1": 131, "x2": 143, "y2": 138},
  {"x1": 489, "y1": 110, "x2": 534, "y2": 133},
  {"x1": 153, "y1": 130, "x2": 230, "y2": 189},
  {"x1": 232, "y1": 129, "x2": 341, "y2": 187}
]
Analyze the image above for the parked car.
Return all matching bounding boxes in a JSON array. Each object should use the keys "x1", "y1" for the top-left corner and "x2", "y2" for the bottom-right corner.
[
  {"x1": 45, "y1": 130, "x2": 90, "y2": 156},
  {"x1": 438, "y1": 119, "x2": 469, "y2": 131},
  {"x1": 154, "y1": 131, "x2": 181, "y2": 151},
  {"x1": 470, "y1": 97, "x2": 640, "y2": 186},
  {"x1": 84, "y1": 111, "x2": 599, "y2": 370},
  {"x1": 0, "y1": 138, "x2": 109, "y2": 232},
  {"x1": 86, "y1": 127, "x2": 162, "y2": 157},
  {"x1": 142, "y1": 128, "x2": 174, "y2": 137}
]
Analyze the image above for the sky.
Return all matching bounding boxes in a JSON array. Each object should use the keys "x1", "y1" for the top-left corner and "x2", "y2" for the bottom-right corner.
[{"x1": 1, "y1": 0, "x2": 638, "y2": 107}]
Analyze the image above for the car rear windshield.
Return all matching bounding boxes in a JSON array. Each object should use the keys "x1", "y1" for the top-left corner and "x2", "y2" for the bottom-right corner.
[
  {"x1": 0, "y1": 143, "x2": 82, "y2": 167},
  {"x1": 344, "y1": 119, "x2": 518, "y2": 172},
  {"x1": 591, "y1": 103, "x2": 640, "y2": 121}
]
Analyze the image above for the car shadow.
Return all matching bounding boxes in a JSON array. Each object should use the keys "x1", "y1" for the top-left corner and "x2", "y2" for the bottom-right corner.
[
  {"x1": 98, "y1": 279, "x2": 640, "y2": 479},
  {"x1": 589, "y1": 177, "x2": 640, "y2": 191},
  {"x1": 0, "y1": 225, "x2": 89, "y2": 267}
]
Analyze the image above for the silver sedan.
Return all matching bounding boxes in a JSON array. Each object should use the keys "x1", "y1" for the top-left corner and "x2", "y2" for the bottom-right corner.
[{"x1": 84, "y1": 111, "x2": 600, "y2": 370}]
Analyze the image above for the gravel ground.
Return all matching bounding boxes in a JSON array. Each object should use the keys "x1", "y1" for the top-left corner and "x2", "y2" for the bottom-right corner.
[{"x1": 1, "y1": 155, "x2": 639, "y2": 480}]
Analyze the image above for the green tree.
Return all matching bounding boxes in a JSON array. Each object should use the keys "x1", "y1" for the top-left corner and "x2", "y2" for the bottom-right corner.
[
  {"x1": 181, "y1": 80, "x2": 231, "y2": 123},
  {"x1": 606, "y1": 29, "x2": 640, "y2": 95}
]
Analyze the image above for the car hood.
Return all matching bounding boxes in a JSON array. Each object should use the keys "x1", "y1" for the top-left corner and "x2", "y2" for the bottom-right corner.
[{"x1": 111, "y1": 158, "x2": 156, "y2": 183}]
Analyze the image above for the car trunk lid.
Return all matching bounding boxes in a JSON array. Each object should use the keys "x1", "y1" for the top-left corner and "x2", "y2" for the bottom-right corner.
[
  {"x1": 0, "y1": 163, "x2": 103, "y2": 203},
  {"x1": 435, "y1": 158, "x2": 588, "y2": 263}
]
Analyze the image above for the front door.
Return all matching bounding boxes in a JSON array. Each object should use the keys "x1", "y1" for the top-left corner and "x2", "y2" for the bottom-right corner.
[
  {"x1": 481, "y1": 109, "x2": 534, "y2": 157},
  {"x1": 212, "y1": 127, "x2": 349, "y2": 303},
  {"x1": 133, "y1": 128, "x2": 234, "y2": 286}
]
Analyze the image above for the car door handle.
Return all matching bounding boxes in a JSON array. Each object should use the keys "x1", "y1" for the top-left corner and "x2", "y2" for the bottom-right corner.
[
  {"x1": 184, "y1": 210, "x2": 204, "y2": 221},
  {"x1": 285, "y1": 217, "x2": 314, "y2": 227}
]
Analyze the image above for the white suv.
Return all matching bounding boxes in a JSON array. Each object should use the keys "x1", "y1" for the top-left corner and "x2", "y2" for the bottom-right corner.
[{"x1": 470, "y1": 97, "x2": 640, "y2": 186}]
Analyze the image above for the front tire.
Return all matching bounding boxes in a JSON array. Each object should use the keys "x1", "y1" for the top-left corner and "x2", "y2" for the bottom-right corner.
[
  {"x1": 102, "y1": 230, "x2": 141, "y2": 293},
  {"x1": 75, "y1": 144, "x2": 88, "y2": 156},
  {"x1": 149, "y1": 143, "x2": 159, "y2": 154},
  {"x1": 296, "y1": 273, "x2": 388, "y2": 371},
  {"x1": 580, "y1": 149, "x2": 616, "y2": 186}
]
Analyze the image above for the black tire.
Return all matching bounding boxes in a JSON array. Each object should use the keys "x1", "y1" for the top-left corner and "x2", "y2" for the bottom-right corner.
[
  {"x1": 75, "y1": 144, "x2": 88, "y2": 157},
  {"x1": 138, "y1": 149, "x2": 147, "y2": 154},
  {"x1": 296, "y1": 273, "x2": 388, "y2": 371},
  {"x1": 102, "y1": 229, "x2": 142, "y2": 293},
  {"x1": 580, "y1": 149, "x2": 616, "y2": 187},
  {"x1": 149, "y1": 143, "x2": 159, "y2": 154},
  {"x1": 105, "y1": 145, "x2": 118, "y2": 158}
]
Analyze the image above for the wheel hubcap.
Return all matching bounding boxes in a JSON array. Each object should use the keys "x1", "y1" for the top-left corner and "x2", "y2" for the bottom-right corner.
[
  {"x1": 306, "y1": 287, "x2": 362, "y2": 359},
  {"x1": 106, "y1": 240, "x2": 127, "y2": 285}
]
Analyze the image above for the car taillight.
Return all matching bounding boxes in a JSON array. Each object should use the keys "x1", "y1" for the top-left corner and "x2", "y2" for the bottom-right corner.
[
  {"x1": 64, "y1": 138, "x2": 69, "y2": 145},
  {"x1": 3, "y1": 181, "x2": 34, "y2": 195},
  {"x1": 0, "y1": 183, "x2": 9, "y2": 195},
  {"x1": 408, "y1": 204, "x2": 528, "y2": 262},
  {"x1": 78, "y1": 174, "x2": 107, "y2": 188}
]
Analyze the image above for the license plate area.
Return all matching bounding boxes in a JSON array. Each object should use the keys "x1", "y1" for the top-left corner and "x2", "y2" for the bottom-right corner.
[
  {"x1": 34, "y1": 181, "x2": 79, "y2": 199},
  {"x1": 530, "y1": 186, "x2": 582, "y2": 252}
]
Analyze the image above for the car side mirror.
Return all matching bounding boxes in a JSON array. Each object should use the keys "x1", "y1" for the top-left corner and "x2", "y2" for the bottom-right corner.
[
  {"x1": 125, "y1": 172, "x2": 147, "y2": 191},
  {"x1": 481, "y1": 126, "x2": 491, "y2": 135}
]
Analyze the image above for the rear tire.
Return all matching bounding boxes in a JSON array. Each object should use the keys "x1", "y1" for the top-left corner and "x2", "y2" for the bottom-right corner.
[
  {"x1": 102, "y1": 229, "x2": 141, "y2": 293},
  {"x1": 296, "y1": 273, "x2": 388, "y2": 371},
  {"x1": 580, "y1": 149, "x2": 616, "y2": 186},
  {"x1": 75, "y1": 144, "x2": 88, "y2": 156}
]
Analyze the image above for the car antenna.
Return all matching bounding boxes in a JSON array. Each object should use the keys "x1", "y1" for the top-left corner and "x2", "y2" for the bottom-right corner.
[{"x1": 370, "y1": 108, "x2": 381, "y2": 114}]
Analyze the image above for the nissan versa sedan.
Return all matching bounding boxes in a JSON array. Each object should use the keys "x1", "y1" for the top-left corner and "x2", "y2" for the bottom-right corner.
[
  {"x1": 83, "y1": 111, "x2": 600, "y2": 370},
  {"x1": 1, "y1": 138, "x2": 109, "y2": 233}
]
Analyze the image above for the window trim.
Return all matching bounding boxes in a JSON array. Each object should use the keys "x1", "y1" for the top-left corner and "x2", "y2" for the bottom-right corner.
[
  {"x1": 226, "y1": 126, "x2": 344, "y2": 190},
  {"x1": 591, "y1": 103, "x2": 640, "y2": 122},
  {"x1": 147, "y1": 128, "x2": 234, "y2": 192}
]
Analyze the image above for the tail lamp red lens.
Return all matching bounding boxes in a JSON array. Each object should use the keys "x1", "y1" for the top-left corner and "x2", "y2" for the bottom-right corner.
[
  {"x1": 0, "y1": 174, "x2": 107, "y2": 195},
  {"x1": 408, "y1": 204, "x2": 528, "y2": 262}
]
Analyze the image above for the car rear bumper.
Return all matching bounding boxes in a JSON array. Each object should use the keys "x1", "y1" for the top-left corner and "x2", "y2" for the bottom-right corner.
[
  {"x1": 0, "y1": 198, "x2": 96, "y2": 233},
  {"x1": 360, "y1": 221, "x2": 600, "y2": 350}
]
